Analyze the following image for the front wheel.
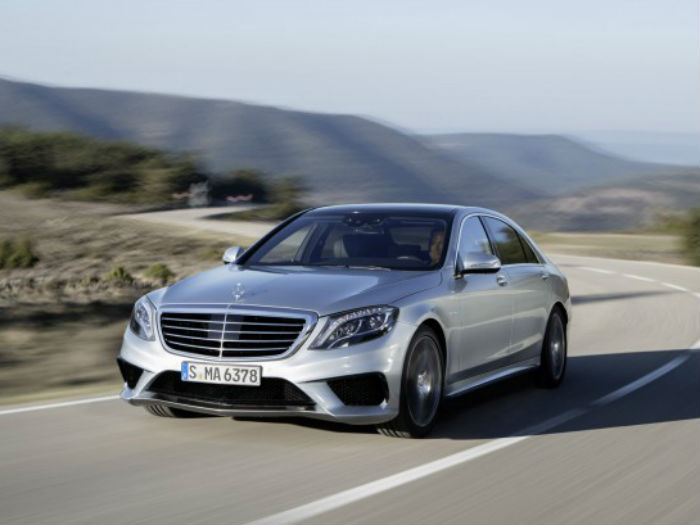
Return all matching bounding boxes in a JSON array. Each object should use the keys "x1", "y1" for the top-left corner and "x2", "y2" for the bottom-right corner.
[
  {"x1": 536, "y1": 309, "x2": 567, "y2": 388},
  {"x1": 377, "y1": 326, "x2": 443, "y2": 438}
]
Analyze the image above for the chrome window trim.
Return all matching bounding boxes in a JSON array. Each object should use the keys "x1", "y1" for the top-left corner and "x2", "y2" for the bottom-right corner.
[{"x1": 157, "y1": 304, "x2": 318, "y2": 362}]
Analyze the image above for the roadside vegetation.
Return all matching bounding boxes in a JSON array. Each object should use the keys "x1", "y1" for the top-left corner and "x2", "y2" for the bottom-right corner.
[
  {"x1": 0, "y1": 237, "x2": 38, "y2": 269},
  {"x1": 645, "y1": 209, "x2": 700, "y2": 266},
  {"x1": 217, "y1": 176, "x2": 308, "y2": 221},
  {"x1": 530, "y1": 231, "x2": 692, "y2": 266},
  {"x1": 0, "y1": 192, "x2": 256, "y2": 403},
  {"x1": 0, "y1": 127, "x2": 309, "y2": 210}
]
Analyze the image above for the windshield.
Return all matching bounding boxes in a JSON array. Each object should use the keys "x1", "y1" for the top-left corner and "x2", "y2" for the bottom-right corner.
[{"x1": 244, "y1": 212, "x2": 451, "y2": 270}]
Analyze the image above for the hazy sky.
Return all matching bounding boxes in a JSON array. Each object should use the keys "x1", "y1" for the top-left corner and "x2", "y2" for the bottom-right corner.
[{"x1": 1, "y1": 0, "x2": 698, "y2": 134}]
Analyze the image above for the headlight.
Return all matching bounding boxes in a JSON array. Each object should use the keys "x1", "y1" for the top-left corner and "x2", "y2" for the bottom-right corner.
[
  {"x1": 129, "y1": 295, "x2": 156, "y2": 341},
  {"x1": 310, "y1": 306, "x2": 398, "y2": 349}
]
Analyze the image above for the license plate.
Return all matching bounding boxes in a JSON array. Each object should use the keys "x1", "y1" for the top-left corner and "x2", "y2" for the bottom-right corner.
[{"x1": 181, "y1": 362, "x2": 261, "y2": 386}]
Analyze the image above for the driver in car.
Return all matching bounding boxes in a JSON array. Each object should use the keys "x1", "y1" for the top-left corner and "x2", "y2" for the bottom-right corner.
[{"x1": 429, "y1": 228, "x2": 445, "y2": 265}]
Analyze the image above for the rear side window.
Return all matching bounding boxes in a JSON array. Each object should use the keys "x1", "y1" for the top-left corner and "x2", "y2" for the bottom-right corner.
[
  {"x1": 520, "y1": 236, "x2": 540, "y2": 263},
  {"x1": 458, "y1": 217, "x2": 493, "y2": 259},
  {"x1": 482, "y1": 217, "x2": 527, "y2": 265}
]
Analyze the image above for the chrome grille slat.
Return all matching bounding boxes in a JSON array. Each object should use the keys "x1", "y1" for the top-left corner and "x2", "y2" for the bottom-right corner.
[
  {"x1": 161, "y1": 318, "x2": 224, "y2": 325},
  {"x1": 161, "y1": 318, "x2": 302, "y2": 328},
  {"x1": 163, "y1": 326, "x2": 300, "y2": 335},
  {"x1": 163, "y1": 331, "x2": 297, "y2": 344},
  {"x1": 160, "y1": 309, "x2": 308, "y2": 359},
  {"x1": 163, "y1": 332, "x2": 223, "y2": 344},
  {"x1": 222, "y1": 347, "x2": 289, "y2": 352},
  {"x1": 161, "y1": 339, "x2": 222, "y2": 352}
]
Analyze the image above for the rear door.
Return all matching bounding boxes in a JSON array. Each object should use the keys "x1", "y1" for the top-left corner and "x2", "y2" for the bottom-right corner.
[{"x1": 482, "y1": 217, "x2": 550, "y2": 361}]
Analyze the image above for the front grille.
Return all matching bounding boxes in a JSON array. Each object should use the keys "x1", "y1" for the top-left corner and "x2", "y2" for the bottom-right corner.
[
  {"x1": 148, "y1": 372, "x2": 314, "y2": 408},
  {"x1": 160, "y1": 311, "x2": 306, "y2": 358},
  {"x1": 327, "y1": 373, "x2": 388, "y2": 406}
]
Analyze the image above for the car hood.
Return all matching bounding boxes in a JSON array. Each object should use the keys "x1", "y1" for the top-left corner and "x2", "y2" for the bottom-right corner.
[{"x1": 160, "y1": 265, "x2": 441, "y2": 315}]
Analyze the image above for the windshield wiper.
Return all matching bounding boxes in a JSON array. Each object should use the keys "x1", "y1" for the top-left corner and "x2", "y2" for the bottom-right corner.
[{"x1": 310, "y1": 264, "x2": 392, "y2": 271}]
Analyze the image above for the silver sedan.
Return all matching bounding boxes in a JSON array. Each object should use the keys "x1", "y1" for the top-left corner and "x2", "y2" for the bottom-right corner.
[{"x1": 117, "y1": 204, "x2": 571, "y2": 437}]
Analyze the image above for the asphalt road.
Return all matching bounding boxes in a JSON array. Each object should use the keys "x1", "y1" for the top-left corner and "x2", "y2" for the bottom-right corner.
[
  {"x1": 122, "y1": 206, "x2": 273, "y2": 239},
  {"x1": 1, "y1": 252, "x2": 698, "y2": 525}
]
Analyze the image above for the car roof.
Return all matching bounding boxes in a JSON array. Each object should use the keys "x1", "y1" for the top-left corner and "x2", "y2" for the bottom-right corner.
[{"x1": 307, "y1": 203, "x2": 498, "y2": 216}]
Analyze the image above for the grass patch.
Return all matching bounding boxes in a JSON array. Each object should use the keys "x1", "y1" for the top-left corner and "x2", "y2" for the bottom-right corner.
[
  {"x1": 531, "y1": 231, "x2": 689, "y2": 265},
  {"x1": 104, "y1": 265, "x2": 134, "y2": 284},
  {"x1": 0, "y1": 237, "x2": 39, "y2": 269},
  {"x1": 144, "y1": 263, "x2": 175, "y2": 285}
]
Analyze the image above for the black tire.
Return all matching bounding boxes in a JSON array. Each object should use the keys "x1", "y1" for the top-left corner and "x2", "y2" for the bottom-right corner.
[
  {"x1": 377, "y1": 326, "x2": 444, "y2": 438},
  {"x1": 536, "y1": 308, "x2": 567, "y2": 388},
  {"x1": 144, "y1": 404, "x2": 203, "y2": 418}
]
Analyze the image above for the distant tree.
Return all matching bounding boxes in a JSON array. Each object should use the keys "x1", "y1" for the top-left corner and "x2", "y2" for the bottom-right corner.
[
  {"x1": 210, "y1": 169, "x2": 270, "y2": 202},
  {"x1": 0, "y1": 127, "x2": 204, "y2": 203}
]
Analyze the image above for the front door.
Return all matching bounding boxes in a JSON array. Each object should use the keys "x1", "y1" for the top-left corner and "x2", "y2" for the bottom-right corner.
[{"x1": 452, "y1": 216, "x2": 513, "y2": 380}]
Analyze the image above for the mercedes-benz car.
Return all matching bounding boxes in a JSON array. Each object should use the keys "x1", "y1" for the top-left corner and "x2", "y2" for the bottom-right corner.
[{"x1": 117, "y1": 204, "x2": 571, "y2": 437}]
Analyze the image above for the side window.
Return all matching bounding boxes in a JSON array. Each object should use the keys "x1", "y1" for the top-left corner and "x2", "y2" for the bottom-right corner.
[
  {"x1": 482, "y1": 217, "x2": 527, "y2": 265},
  {"x1": 519, "y1": 235, "x2": 540, "y2": 264},
  {"x1": 459, "y1": 217, "x2": 493, "y2": 259}
]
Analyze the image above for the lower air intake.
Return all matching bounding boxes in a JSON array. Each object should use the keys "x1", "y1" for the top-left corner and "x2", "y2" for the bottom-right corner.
[
  {"x1": 327, "y1": 373, "x2": 388, "y2": 406},
  {"x1": 117, "y1": 358, "x2": 143, "y2": 389}
]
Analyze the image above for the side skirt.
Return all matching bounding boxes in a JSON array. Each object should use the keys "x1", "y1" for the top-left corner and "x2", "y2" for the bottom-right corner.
[{"x1": 444, "y1": 358, "x2": 539, "y2": 398}]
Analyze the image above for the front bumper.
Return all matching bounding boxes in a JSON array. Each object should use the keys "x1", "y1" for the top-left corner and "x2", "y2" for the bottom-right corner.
[{"x1": 118, "y1": 319, "x2": 416, "y2": 425}]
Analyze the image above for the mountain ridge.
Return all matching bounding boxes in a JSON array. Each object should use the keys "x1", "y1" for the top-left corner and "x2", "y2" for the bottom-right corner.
[
  {"x1": 0, "y1": 77, "x2": 535, "y2": 208},
  {"x1": 1, "y1": 76, "x2": 697, "y2": 231}
]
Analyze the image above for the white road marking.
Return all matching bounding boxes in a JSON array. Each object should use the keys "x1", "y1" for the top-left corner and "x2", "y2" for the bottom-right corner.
[
  {"x1": 244, "y1": 345, "x2": 697, "y2": 525},
  {"x1": 592, "y1": 354, "x2": 690, "y2": 406},
  {"x1": 621, "y1": 273, "x2": 657, "y2": 283},
  {"x1": 552, "y1": 253, "x2": 700, "y2": 271},
  {"x1": 578, "y1": 266, "x2": 697, "y2": 298},
  {"x1": 661, "y1": 282, "x2": 690, "y2": 293},
  {"x1": 581, "y1": 266, "x2": 616, "y2": 275},
  {"x1": 0, "y1": 395, "x2": 119, "y2": 416}
]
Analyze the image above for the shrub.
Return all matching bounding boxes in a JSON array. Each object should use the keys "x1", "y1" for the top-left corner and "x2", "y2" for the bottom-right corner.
[
  {"x1": 0, "y1": 127, "x2": 204, "y2": 204},
  {"x1": 210, "y1": 169, "x2": 270, "y2": 202},
  {"x1": 144, "y1": 263, "x2": 175, "y2": 284},
  {"x1": 0, "y1": 237, "x2": 39, "y2": 269},
  {"x1": 104, "y1": 265, "x2": 134, "y2": 283},
  {"x1": 681, "y1": 209, "x2": 700, "y2": 266}
]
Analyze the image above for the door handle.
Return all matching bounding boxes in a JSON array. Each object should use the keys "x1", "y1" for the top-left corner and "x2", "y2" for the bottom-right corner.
[
  {"x1": 540, "y1": 271, "x2": 550, "y2": 280},
  {"x1": 496, "y1": 275, "x2": 508, "y2": 287}
]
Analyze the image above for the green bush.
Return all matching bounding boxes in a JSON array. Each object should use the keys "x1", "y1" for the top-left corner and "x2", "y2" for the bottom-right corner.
[
  {"x1": 0, "y1": 127, "x2": 205, "y2": 203},
  {"x1": 210, "y1": 169, "x2": 270, "y2": 202},
  {"x1": 681, "y1": 209, "x2": 700, "y2": 266},
  {"x1": 228, "y1": 176, "x2": 308, "y2": 220},
  {"x1": 144, "y1": 263, "x2": 175, "y2": 284},
  {"x1": 104, "y1": 265, "x2": 134, "y2": 283},
  {"x1": 0, "y1": 237, "x2": 39, "y2": 269},
  {"x1": 0, "y1": 126, "x2": 309, "y2": 208}
]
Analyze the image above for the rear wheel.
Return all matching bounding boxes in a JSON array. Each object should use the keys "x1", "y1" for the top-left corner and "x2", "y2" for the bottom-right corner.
[
  {"x1": 536, "y1": 309, "x2": 567, "y2": 388},
  {"x1": 377, "y1": 326, "x2": 443, "y2": 438},
  {"x1": 144, "y1": 404, "x2": 203, "y2": 418}
]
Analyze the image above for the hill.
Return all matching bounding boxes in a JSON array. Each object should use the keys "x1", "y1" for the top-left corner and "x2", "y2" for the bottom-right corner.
[
  {"x1": 0, "y1": 77, "x2": 535, "y2": 208},
  {"x1": 422, "y1": 132, "x2": 677, "y2": 196},
  {"x1": 1, "y1": 77, "x2": 696, "y2": 231},
  {"x1": 509, "y1": 170, "x2": 700, "y2": 231}
]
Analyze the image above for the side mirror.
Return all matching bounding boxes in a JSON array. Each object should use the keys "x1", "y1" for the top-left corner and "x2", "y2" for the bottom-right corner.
[
  {"x1": 222, "y1": 246, "x2": 244, "y2": 264},
  {"x1": 457, "y1": 251, "x2": 502, "y2": 275}
]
